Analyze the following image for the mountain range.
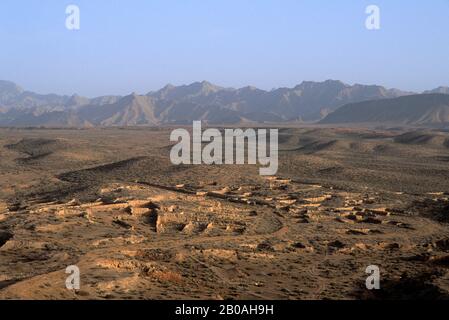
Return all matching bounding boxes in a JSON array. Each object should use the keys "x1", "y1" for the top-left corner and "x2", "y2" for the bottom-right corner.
[
  {"x1": 0, "y1": 79, "x2": 448, "y2": 127},
  {"x1": 320, "y1": 94, "x2": 449, "y2": 126}
]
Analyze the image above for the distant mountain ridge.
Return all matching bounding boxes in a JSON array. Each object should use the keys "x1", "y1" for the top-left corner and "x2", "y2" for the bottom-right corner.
[
  {"x1": 320, "y1": 94, "x2": 449, "y2": 126},
  {"x1": 424, "y1": 87, "x2": 449, "y2": 95},
  {"x1": 0, "y1": 80, "x2": 120, "y2": 112},
  {"x1": 0, "y1": 79, "x2": 446, "y2": 127}
]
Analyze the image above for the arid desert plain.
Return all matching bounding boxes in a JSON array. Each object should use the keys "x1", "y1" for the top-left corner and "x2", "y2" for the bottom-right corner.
[{"x1": 0, "y1": 126, "x2": 449, "y2": 299}]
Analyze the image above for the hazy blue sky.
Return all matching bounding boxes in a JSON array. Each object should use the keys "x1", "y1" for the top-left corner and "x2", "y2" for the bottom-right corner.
[{"x1": 0, "y1": 0, "x2": 448, "y2": 97}]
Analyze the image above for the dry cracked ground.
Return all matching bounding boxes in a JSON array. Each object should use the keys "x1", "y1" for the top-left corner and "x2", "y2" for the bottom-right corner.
[{"x1": 0, "y1": 126, "x2": 449, "y2": 300}]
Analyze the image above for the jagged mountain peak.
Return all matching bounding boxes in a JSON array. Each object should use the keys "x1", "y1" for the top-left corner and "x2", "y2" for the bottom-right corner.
[
  {"x1": 66, "y1": 94, "x2": 90, "y2": 107},
  {"x1": 295, "y1": 79, "x2": 348, "y2": 89},
  {"x1": 0, "y1": 80, "x2": 24, "y2": 99},
  {"x1": 187, "y1": 81, "x2": 222, "y2": 93},
  {"x1": 238, "y1": 85, "x2": 263, "y2": 92},
  {"x1": 0, "y1": 80, "x2": 24, "y2": 93},
  {"x1": 150, "y1": 81, "x2": 222, "y2": 100},
  {"x1": 118, "y1": 92, "x2": 152, "y2": 106}
]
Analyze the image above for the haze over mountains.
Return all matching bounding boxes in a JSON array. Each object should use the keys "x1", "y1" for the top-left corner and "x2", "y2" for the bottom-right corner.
[{"x1": 1, "y1": 79, "x2": 448, "y2": 127}]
